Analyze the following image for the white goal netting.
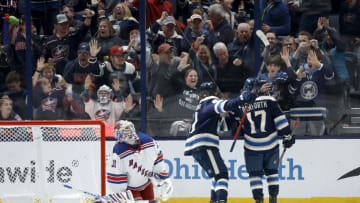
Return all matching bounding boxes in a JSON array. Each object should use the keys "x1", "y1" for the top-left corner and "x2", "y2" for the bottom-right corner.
[{"x1": 0, "y1": 121, "x2": 106, "y2": 203}]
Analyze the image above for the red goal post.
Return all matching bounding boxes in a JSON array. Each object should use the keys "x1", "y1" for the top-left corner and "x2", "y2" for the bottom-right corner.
[{"x1": 0, "y1": 120, "x2": 106, "y2": 200}]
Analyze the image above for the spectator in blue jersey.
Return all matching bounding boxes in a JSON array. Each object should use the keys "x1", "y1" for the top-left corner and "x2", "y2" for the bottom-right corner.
[
  {"x1": 234, "y1": 87, "x2": 295, "y2": 203},
  {"x1": 288, "y1": 49, "x2": 335, "y2": 136},
  {"x1": 44, "y1": 13, "x2": 92, "y2": 75},
  {"x1": 261, "y1": 0, "x2": 290, "y2": 36},
  {"x1": 63, "y1": 40, "x2": 101, "y2": 95},
  {"x1": 103, "y1": 120, "x2": 173, "y2": 202},
  {"x1": 184, "y1": 82, "x2": 256, "y2": 203},
  {"x1": 33, "y1": 78, "x2": 66, "y2": 120},
  {"x1": 0, "y1": 96, "x2": 22, "y2": 120}
]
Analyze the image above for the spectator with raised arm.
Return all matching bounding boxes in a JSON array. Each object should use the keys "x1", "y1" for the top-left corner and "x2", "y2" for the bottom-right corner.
[
  {"x1": 96, "y1": 18, "x2": 127, "y2": 62},
  {"x1": 189, "y1": 36, "x2": 215, "y2": 83},
  {"x1": 32, "y1": 57, "x2": 64, "y2": 88},
  {"x1": 63, "y1": 40, "x2": 101, "y2": 95},
  {"x1": 44, "y1": 13, "x2": 92, "y2": 75}
]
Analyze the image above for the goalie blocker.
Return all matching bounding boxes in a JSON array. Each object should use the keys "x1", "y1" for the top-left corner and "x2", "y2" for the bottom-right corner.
[{"x1": 101, "y1": 120, "x2": 173, "y2": 203}]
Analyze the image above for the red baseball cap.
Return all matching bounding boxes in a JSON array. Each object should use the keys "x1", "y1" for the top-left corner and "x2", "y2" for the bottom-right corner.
[
  {"x1": 110, "y1": 46, "x2": 124, "y2": 56},
  {"x1": 157, "y1": 43, "x2": 173, "y2": 54}
]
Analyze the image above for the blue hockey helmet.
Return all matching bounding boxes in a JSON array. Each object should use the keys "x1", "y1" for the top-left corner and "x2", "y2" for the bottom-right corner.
[{"x1": 199, "y1": 82, "x2": 217, "y2": 97}]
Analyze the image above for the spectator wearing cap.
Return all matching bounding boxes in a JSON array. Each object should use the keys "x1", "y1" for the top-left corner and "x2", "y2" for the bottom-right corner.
[
  {"x1": 44, "y1": 13, "x2": 92, "y2": 75},
  {"x1": 184, "y1": 14, "x2": 217, "y2": 48},
  {"x1": 183, "y1": 0, "x2": 209, "y2": 24},
  {"x1": 63, "y1": 40, "x2": 101, "y2": 95},
  {"x1": 147, "y1": 43, "x2": 182, "y2": 99},
  {"x1": 260, "y1": 0, "x2": 291, "y2": 36},
  {"x1": 96, "y1": 18, "x2": 126, "y2": 63},
  {"x1": 98, "y1": 45, "x2": 137, "y2": 96},
  {"x1": 148, "y1": 12, "x2": 190, "y2": 56},
  {"x1": 109, "y1": 3, "x2": 139, "y2": 42},
  {"x1": 207, "y1": 4, "x2": 234, "y2": 47}
]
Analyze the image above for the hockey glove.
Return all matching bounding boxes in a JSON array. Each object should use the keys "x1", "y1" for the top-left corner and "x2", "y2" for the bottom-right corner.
[
  {"x1": 155, "y1": 178, "x2": 173, "y2": 201},
  {"x1": 283, "y1": 134, "x2": 295, "y2": 148},
  {"x1": 241, "y1": 91, "x2": 256, "y2": 103}
]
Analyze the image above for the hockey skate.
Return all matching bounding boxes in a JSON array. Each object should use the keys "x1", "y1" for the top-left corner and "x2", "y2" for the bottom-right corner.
[
  {"x1": 255, "y1": 199, "x2": 263, "y2": 203},
  {"x1": 269, "y1": 196, "x2": 277, "y2": 203}
]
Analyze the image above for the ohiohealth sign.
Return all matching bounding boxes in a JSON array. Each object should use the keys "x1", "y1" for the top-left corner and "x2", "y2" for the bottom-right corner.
[{"x1": 0, "y1": 139, "x2": 359, "y2": 198}]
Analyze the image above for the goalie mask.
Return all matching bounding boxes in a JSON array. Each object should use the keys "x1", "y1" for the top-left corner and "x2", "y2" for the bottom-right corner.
[
  {"x1": 114, "y1": 120, "x2": 139, "y2": 144},
  {"x1": 97, "y1": 85, "x2": 112, "y2": 104}
]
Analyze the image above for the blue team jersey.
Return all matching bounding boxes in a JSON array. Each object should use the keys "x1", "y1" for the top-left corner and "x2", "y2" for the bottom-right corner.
[
  {"x1": 184, "y1": 95, "x2": 248, "y2": 155},
  {"x1": 235, "y1": 96, "x2": 291, "y2": 152}
]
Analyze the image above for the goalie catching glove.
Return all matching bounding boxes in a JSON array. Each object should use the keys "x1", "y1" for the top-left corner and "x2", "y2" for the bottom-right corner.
[
  {"x1": 153, "y1": 178, "x2": 173, "y2": 201},
  {"x1": 92, "y1": 190, "x2": 135, "y2": 203},
  {"x1": 283, "y1": 134, "x2": 295, "y2": 148}
]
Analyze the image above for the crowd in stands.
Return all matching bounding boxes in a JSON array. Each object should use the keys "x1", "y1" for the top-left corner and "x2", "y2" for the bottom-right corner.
[{"x1": 0, "y1": 0, "x2": 359, "y2": 137}]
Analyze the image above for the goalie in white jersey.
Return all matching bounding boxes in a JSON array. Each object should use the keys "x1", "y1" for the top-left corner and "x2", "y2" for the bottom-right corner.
[{"x1": 103, "y1": 120, "x2": 173, "y2": 203}]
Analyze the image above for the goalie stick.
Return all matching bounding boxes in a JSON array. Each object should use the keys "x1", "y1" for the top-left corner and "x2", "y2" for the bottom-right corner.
[
  {"x1": 230, "y1": 30, "x2": 270, "y2": 152},
  {"x1": 63, "y1": 184, "x2": 98, "y2": 197},
  {"x1": 279, "y1": 121, "x2": 298, "y2": 166}
]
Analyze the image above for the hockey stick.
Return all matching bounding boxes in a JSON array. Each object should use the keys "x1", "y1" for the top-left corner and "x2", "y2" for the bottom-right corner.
[
  {"x1": 230, "y1": 104, "x2": 249, "y2": 152},
  {"x1": 229, "y1": 30, "x2": 270, "y2": 152},
  {"x1": 63, "y1": 184, "x2": 98, "y2": 197},
  {"x1": 279, "y1": 121, "x2": 299, "y2": 165},
  {"x1": 328, "y1": 114, "x2": 348, "y2": 134}
]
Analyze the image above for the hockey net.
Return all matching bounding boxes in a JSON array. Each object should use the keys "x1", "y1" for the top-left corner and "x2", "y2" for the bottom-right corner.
[{"x1": 0, "y1": 120, "x2": 106, "y2": 203}]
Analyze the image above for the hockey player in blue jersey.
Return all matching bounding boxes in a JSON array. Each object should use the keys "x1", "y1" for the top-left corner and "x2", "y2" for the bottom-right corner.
[
  {"x1": 235, "y1": 86, "x2": 295, "y2": 203},
  {"x1": 184, "y1": 82, "x2": 256, "y2": 203},
  {"x1": 95, "y1": 120, "x2": 173, "y2": 203}
]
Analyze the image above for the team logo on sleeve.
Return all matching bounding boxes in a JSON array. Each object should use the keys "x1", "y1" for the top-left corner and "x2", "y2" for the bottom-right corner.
[{"x1": 300, "y1": 81, "x2": 318, "y2": 100}]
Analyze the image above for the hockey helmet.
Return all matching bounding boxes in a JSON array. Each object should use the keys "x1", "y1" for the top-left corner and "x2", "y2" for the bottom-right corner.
[
  {"x1": 97, "y1": 85, "x2": 112, "y2": 104},
  {"x1": 199, "y1": 82, "x2": 217, "y2": 98},
  {"x1": 114, "y1": 120, "x2": 139, "y2": 144}
]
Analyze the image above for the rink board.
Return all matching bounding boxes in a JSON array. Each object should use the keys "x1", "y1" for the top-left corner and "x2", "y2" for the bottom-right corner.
[{"x1": 0, "y1": 139, "x2": 359, "y2": 201}]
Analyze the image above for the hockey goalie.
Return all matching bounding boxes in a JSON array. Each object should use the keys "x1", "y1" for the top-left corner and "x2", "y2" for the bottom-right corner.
[{"x1": 94, "y1": 120, "x2": 173, "y2": 203}]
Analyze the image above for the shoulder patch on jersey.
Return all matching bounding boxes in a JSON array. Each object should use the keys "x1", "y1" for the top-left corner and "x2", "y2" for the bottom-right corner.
[
  {"x1": 200, "y1": 96, "x2": 219, "y2": 103},
  {"x1": 256, "y1": 96, "x2": 277, "y2": 101}
]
